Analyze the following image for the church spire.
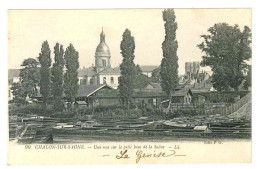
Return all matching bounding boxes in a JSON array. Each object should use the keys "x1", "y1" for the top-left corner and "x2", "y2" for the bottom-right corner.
[{"x1": 100, "y1": 27, "x2": 105, "y2": 42}]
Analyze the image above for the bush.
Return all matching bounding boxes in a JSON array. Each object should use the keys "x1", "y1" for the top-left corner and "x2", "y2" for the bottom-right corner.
[
  {"x1": 50, "y1": 110, "x2": 75, "y2": 118},
  {"x1": 92, "y1": 106, "x2": 144, "y2": 119},
  {"x1": 9, "y1": 103, "x2": 44, "y2": 116},
  {"x1": 126, "y1": 109, "x2": 142, "y2": 118},
  {"x1": 9, "y1": 103, "x2": 77, "y2": 118}
]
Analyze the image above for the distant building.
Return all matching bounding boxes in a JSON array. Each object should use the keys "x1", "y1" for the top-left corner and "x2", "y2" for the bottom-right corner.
[
  {"x1": 78, "y1": 29, "x2": 158, "y2": 89},
  {"x1": 185, "y1": 61, "x2": 200, "y2": 75},
  {"x1": 184, "y1": 82, "x2": 215, "y2": 93},
  {"x1": 140, "y1": 66, "x2": 158, "y2": 77},
  {"x1": 76, "y1": 84, "x2": 119, "y2": 108},
  {"x1": 185, "y1": 61, "x2": 200, "y2": 84},
  {"x1": 8, "y1": 29, "x2": 159, "y2": 101},
  {"x1": 8, "y1": 69, "x2": 20, "y2": 101},
  {"x1": 172, "y1": 88, "x2": 193, "y2": 104},
  {"x1": 77, "y1": 29, "x2": 121, "y2": 89},
  {"x1": 139, "y1": 83, "x2": 163, "y2": 93}
]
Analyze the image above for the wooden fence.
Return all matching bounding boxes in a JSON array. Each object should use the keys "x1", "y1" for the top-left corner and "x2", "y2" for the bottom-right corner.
[
  {"x1": 169, "y1": 92, "x2": 251, "y2": 116},
  {"x1": 218, "y1": 92, "x2": 251, "y2": 116}
]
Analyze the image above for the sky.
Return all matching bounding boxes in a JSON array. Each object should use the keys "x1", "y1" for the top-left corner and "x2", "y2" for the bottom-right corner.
[{"x1": 8, "y1": 9, "x2": 251, "y2": 75}]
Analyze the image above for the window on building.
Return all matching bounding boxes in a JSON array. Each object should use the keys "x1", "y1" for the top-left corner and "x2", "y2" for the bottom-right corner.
[
  {"x1": 103, "y1": 77, "x2": 106, "y2": 84},
  {"x1": 80, "y1": 79, "x2": 87, "y2": 85},
  {"x1": 148, "y1": 99, "x2": 153, "y2": 105},
  {"x1": 90, "y1": 78, "x2": 94, "y2": 85},
  {"x1": 102, "y1": 60, "x2": 106, "y2": 67},
  {"x1": 110, "y1": 77, "x2": 114, "y2": 84},
  {"x1": 153, "y1": 98, "x2": 157, "y2": 106}
]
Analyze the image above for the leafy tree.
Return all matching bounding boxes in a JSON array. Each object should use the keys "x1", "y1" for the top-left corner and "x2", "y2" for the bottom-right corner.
[
  {"x1": 118, "y1": 29, "x2": 136, "y2": 108},
  {"x1": 11, "y1": 58, "x2": 40, "y2": 105},
  {"x1": 151, "y1": 66, "x2": 161, "y2": 82},
  {"x1": 134, "y1": 64, "x2": 142, "y2": 75},
  {"x1": 51, "y1": 43, "x2": 64, "y2": 111},
  {"x1": 39, "y1": 41, "x2": 52, "y2": 104},
  {"x1": 244, "y1": 65, "x2": 251, "y2": 90},
  {"x1": 19, "y1": 58, "x2": 40, "y2": 97},
  {"x1": 160, "y1": 9, "x2": 179, "y2": 109},
  {"x1": 133, "y1": 74, "x2": 152, "y2": 92},
  {"x1": 198, "y1": 23, "x2": 251, "y2": 91},
  {"x1": 11, "y1": 82, "x2": 26, "y2": 105},
  {"x1": 64, "y1": 44, "x2": 79, "y2": 104}
]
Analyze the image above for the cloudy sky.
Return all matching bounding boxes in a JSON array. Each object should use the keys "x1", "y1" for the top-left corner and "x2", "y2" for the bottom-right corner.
[{"x1": 8, "y1": 9, "x2": 251, "y2": 75}]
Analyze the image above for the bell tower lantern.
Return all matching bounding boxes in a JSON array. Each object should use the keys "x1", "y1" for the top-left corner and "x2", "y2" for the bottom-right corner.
[{"x1": 95, "y1": 28, "x2": 111, "y2": 73}]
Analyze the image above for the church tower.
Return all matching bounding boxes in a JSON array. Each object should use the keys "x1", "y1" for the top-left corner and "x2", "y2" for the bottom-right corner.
[{"x1": 95, "y1": 28, "x2": 111, "y2": 73}]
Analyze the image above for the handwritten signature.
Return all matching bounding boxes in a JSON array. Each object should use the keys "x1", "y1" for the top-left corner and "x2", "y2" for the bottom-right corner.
[{"x1": 116, "y1": 149, "x2": 185, "y2": 163}]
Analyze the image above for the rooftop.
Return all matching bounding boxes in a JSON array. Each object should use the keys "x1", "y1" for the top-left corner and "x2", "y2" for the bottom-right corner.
[
  {"x1": 77, "y1": 84, "x2": 114, "y2": 97},
  {"x1": 98, "y1": 67, "x2": 120, "y2": 74},
  {"x1": 140, "y1": 66, "x2": 158, "y2": 72},
  {"x1": 78, "y1": 67, "x2": 97, "y2": 77}
]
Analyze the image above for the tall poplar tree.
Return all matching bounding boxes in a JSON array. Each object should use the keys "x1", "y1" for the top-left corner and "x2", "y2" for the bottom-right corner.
[
  {"x1": 51, "y1": 43, "x2": 64, "y2": 111},
  {"x1": 160, "y1": 9, "x2": 179, "y2": 109},
  {"x1": 64, "y1": 44, "x2": 79, "y2": 104},
  {"x1": 39, "y1": 41, "x2": 52, "y2": 104},
  {"x1": 118, "y1": 29, "x2": 136, "y2": 108}
]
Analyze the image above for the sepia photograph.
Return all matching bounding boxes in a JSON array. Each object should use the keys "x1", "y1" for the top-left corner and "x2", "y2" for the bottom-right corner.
[{"x1": 6, "y1": 8, "x2": 253, "y2": 165}]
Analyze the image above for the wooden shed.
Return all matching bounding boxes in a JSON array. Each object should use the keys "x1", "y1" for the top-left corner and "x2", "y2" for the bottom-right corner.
[{"x1": 172, "y1": 88, "x2": 193, "y2": 104}]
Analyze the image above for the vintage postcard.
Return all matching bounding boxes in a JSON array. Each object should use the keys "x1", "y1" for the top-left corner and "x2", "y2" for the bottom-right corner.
[{"x1": 7, "y1": 9, "x2": 252, "y2": 165}]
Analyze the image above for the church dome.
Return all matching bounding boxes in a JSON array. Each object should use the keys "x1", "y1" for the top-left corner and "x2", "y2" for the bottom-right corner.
[
  {"x1": 95, "y1": 28, "x2": 112, "y2": 72},
  {"x1": 95, "y1": 28, "x2": 110, "y2": 56},
  {"x1": 96, "y1": 42, "x2": 110, "y2": 54}
]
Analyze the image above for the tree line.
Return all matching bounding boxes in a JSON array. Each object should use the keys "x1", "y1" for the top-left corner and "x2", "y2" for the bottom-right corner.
[
  {"x1": 117, "y1": 9, "x2": 251, "y2": 110},
  {"x1": 11, "y1": 41, "x2": 79, "y2": 111},
  {"x1": 11, "y1": 9, "x2": 251, "y2": 112}
]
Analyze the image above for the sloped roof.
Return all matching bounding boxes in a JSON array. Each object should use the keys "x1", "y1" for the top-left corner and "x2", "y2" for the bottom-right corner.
[
  {"x1": 139, "y1": 83, "x2": 163, "y2": 93},
  {"x1": 8, "y1": 69, "x2": 20, "y2": 79},
  {"x1": 77, "y1": 84, "x2": 113, "y2": 97},
  {"x1": 31, "y1": 84, "x2": 114, "y2": 98},
  {"x1": 183, "y1": 83, "x2": 213, "y2": 93},
  {"x1": 78, "y1": 67, "x2": 97, "y2": 77},
  {"x1": 149, "y1": 83, "x2": 162, "y2": 89},
  {"x1": 140, "y1": 66, "x2": 158, "y2": 72},
  {"x1": 173, "y1": 88, "x2": 193, "y2": 97},
  {"x1": 98, "y1": 67, "x2": 120, "y2": 74},
  {"x1": 140, "y1": 83, "x2": 185, "y2": 94}
]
